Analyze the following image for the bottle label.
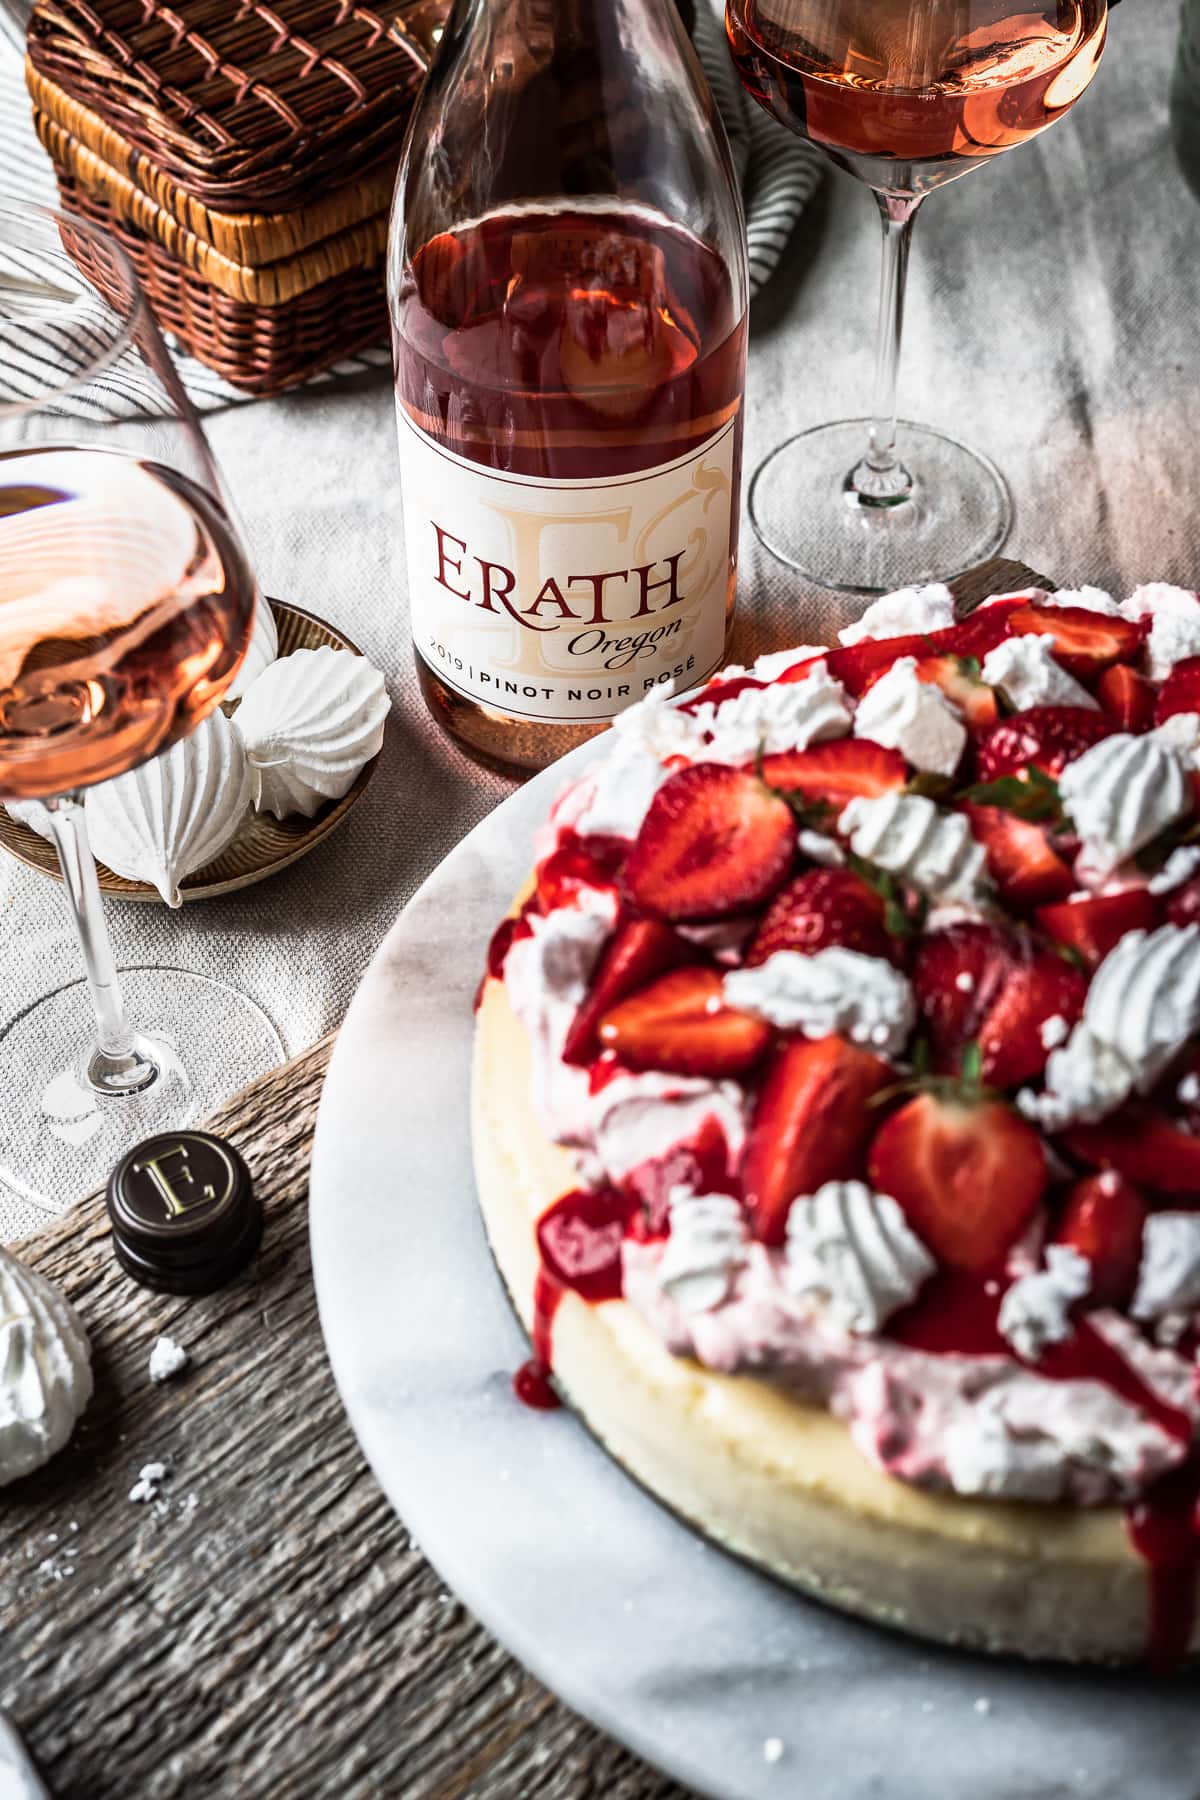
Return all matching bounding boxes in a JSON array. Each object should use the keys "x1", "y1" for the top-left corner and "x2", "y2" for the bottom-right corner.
[{"x1": 397, "y1": 408, "x2": 737, "y2": 723}]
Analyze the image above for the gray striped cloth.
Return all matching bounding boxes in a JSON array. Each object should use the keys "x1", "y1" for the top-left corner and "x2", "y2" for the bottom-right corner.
[{"x1": 0, "y1": 0, "x2": 821, "y2": 414}]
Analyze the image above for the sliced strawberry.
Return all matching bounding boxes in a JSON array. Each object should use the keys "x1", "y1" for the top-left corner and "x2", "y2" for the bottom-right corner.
[
  {"x1": 1007, "y1": 603, "x2": 1147, "y2": 678},
  {"x1": 976, "y1": 951, "x2": 1087, "y2": 1089},
  {"x1": 868, "y1": 1092, "x2": 1046, "y2": 1273},
  {"x1": 536, "y1": 835, "x2": 626, "y2": 912},
  {"x1": 930, "y1": 598, "x2": 1025, "y2": 660},
  {"x1": 742, "y1": 1036, "x2": 893, "y2": 1245},
  {"x1": 911, "y1": 655, "x2": 998, "y2": 731},
  {"x1": 597, "y1": 966, "x2": 771, "y2": 1078},
  {"x1": 1096, "y1": 664, "x2": 1156, "y2": 733},
  {"x1": 623, "y1": 763, "x2": 796, "y2": 922},
  {"x1": 964, "y1": 803, "x2": 1075, "y2": 909},
  {"x1": 1037, "y1": 888, "x2": 1162, "y2": 969},
  {"x1": 759, "y1": 739, "x2": 907, "y2": 811},
  {"x1": 562, "y1": 917, "x2": 689, "y2": 1065},
  {"x1": 1155, "y1": 656, "x2": 1200, "y2": 725},
  {"x1": 911, "y1": 923, "x2": 1015, "y2": 1072},
  {"x1": 974, "y1": 705, "x2": 1113, "y2": 783},
  {"x1": 819, "y1": 636, "x2": 932, "y2": 696},
  {"x1": 1053, "y1": 1173, "x2": 1148, "y2": 1309},
  {"x1": 1062, "y1": 1107, "x2": 1200, "y2": 1197},
  {"x1": 678, "y1": 674, "x2": 765, "y2": 714},
  {"x1": 1168, "y1": 877, "x2": 1200, "y2": 929},
  {"x1": 745, "y1": 867, "x2": 894, "y2": 967}
]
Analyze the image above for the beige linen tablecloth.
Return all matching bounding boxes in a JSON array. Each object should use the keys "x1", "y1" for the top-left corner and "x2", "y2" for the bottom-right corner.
[{"x1": 0, "y1": 3, "x2": 1192, "y2": 1237}]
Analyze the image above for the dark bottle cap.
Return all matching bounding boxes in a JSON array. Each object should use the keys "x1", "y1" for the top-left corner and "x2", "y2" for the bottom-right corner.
[{"x1": 106, "y1": 1129, "x2": 262, "y2": 1295}]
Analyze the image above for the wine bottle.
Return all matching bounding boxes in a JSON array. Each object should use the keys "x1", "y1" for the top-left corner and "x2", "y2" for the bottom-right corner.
[{"x1": 388, "y1": 0, "x2": 749, "y2": 773}]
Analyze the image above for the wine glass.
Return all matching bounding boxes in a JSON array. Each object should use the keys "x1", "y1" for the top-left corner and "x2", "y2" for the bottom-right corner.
[
  {"x1": 726, "y1": 0, "x2": 1108, "y2": 594},
  {"x1": 0, "y1": 200, "x2": 284, "y2": 1212}
]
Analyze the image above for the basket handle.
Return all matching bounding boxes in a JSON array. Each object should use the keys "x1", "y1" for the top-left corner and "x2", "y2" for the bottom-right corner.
[{"x1": 389, "y1": 0, "x2": 445, "y2": 74}]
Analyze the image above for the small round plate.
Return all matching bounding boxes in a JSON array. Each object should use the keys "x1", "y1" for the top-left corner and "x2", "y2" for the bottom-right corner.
[{"x1": 0, "y1": 599, "x2": 381, "y2": 903}]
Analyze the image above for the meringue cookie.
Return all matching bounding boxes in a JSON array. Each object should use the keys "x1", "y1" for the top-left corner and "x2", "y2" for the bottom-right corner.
[
  {"x1": 1120, "y1": 583, "x2": 1200, "y2": 680},
  {"x1": 234, "y1": 645, "x2": 389, "y2": 819},
  {"x1": 725, "y1": 947, "x2": 915, "y2": 1059},
  {"x1": 980, "y1": 636, "x2": 1098, "y2": 712},
  {"x1": 838, "y1": 584, "x2": 955, "y2": 646},
  {"x1": 839, "y1": 791, "x2": 992, "y2": 910},
  {"x1": 998, "y1": 1246, "x2": 1091, "y2": 1363},
  {"x1": 1057, "y1": 733, "x2": 1189, "y2": 875},
  {"x1": 85, "y1": 708, "x2": 250, "y2": 906},
  {"x1": 4, "y1": 799, "x2": 54, "y2": 841},
  {"x1": 852, "y1": 656, "x2": 967, "y2": 775},
  {"x1": 223, "y1": 593, "x2": 279, "y2": 702},
  {"x1": 784, "y1": 1180, "x2": 934, "y2": 1334},
  {"x1": 0, "y1": 1247, "x2": 92, "y2": 1485},
  {"x1": 656, "y1": 1190, "x2": 749, "y2": 1314}
]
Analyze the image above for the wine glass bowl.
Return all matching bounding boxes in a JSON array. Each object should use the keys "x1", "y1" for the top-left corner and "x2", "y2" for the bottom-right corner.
[
  {"x1": 0, "y1": 201, "x2": 282, "y2": 1211},
  {"x1": 725, "y1": 0, "x2": 1108, "y2": 591}
]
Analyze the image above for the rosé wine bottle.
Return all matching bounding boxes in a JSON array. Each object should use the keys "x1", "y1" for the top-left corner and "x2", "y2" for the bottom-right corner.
[{"x1": 388, "y1": 0, "x2": 749, "y2": 773}]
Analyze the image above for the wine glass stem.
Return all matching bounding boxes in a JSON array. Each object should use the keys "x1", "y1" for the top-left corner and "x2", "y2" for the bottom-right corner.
[
  {"x1": 848, "y1": 190, "x2": 924, "y2": 507},
  {"x1": 43, "y1": 795, "x2": 158, "y2": 1093}
]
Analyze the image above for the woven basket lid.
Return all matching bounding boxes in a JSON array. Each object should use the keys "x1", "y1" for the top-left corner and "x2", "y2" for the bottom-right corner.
[{"x1": 26, "y1": 0, "x2": 442, "y2": 214}]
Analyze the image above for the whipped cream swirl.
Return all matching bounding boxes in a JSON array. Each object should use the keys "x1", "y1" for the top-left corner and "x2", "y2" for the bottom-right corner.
[
  {"x1": 784, "y1": 1181, "x2": 935, "y2": 1335},
  {"x1": 656, "y1": 1191, "x2": 749, "y2": 1314},
  {"x1": 838, "y1": 792, "x2": 991, "y2": 910},
  {"x1": 1121, "y1": 582, "x2": 1200, "y2": 679},
  {"x1": 725, "y1": 948, "x2": 914, "y2": 1057},
  {"x1": 1020, "y1": 924, "x2": 1200, "y2": 1129},
  {"x1": 838, "y1": 583, "x2": 955, "y2": 645},
  {"x1": 980, "y1": 635, "x2": 1098, "y2": 712},
  {"x1": 852, "y1": 658, "x2": 966, "y2": 776},
  {"x1": 1058, "y1": 733, "x2": 1190, "y2": 875},
  {"x1": 688, "y1": 664, "x2": 852, "y2": 763}
]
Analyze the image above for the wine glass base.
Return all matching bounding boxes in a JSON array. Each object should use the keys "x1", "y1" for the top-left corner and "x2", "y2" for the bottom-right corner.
[
  {"x1": 0, "y1": 967, "x2": 284, "y2": 1215},
  {"x1": 748, "y1": 417, "x2": 1013, "y2": 598}
]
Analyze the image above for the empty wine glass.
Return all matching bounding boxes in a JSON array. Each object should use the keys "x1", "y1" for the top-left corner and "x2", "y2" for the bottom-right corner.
[
  {"x1": 0, "y1": 200, "x2": 283, "y2": 1211},
  {"x1": 726, "y1": 0, "x2": 1108, "y2": 594}
]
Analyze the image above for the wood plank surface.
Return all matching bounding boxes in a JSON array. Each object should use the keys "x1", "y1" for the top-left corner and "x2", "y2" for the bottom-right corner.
[{"x1": 0, "y1": 1039, "x2": 692, "y2": 1799}]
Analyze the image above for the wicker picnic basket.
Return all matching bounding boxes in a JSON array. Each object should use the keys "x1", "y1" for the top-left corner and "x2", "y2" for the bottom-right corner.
[{"x1": 24, "y1": 0, "x2": 444, "y2": 395}]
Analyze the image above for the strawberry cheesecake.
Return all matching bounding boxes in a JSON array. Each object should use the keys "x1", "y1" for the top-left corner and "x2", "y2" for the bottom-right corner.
[{"x1": 472, "y1": 579, "x2": 1200, "y2": 1665}]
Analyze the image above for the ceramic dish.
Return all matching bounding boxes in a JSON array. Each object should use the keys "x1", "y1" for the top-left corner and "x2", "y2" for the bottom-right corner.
[{"x1": 0, "y1": 599, "x2": 380, "y2": 902}]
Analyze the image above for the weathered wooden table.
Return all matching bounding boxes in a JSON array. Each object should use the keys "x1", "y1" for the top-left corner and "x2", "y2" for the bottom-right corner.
[{"x1": 0, "y1": 1039, "x2": 692, "y2": 1799}]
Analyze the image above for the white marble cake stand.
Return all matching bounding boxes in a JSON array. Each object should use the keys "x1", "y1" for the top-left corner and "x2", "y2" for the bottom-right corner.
[{"x1": 310, "y1": 737, "x2": 1196, "y2": 1800}]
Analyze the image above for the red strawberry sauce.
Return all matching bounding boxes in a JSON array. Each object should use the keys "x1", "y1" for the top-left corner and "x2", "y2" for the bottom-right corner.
[
  {"x1": 512, "y1": 1188, "x2": 630, "y2": 1410},
  {"x1": 891, "y1": 1270, "x2": 1200, "y2": 1668}
]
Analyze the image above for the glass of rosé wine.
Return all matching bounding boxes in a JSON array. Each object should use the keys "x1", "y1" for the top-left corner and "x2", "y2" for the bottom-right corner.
[
  {"x1": 0, "y1": 201, "x2": 283, "y2": 1211},
  {"x1": 726, "y1": 0, "x2": 1108, "y2": 594}
]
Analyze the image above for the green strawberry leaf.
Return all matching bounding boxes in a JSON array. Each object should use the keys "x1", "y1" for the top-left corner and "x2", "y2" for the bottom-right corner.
[{"x1": 962, "y1": 766, "x2": 1068, "y2": 826}]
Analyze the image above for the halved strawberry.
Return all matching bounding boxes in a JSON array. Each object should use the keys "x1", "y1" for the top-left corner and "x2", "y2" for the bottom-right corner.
[
  {"x1": 911, "y1": 923, "x2": 1015, "y2": 1072},
  {"x1": 1037, "y1": 888, "x2": 1162, "y2": 969},
  {"x1": 536, "y1": 836, "x2": 627, "y2": 912},
  {"x1": 868, "y1": 1092, "x2": 1046, "y2": 1273},
  {"x1": 1167, "y1": 877, "x2": 1200, "y2": 929},
  {"x1": 759, "y1": 740, "x2": 907, "y2": 811},
  {"x1": 745, "y1": 867, "x2": 895, "y2": 967},
  {"x1": 562, "y1": 917, "x2": 689, "y2": 1065},
  {"x1": 1155, "y1": 656, "x2": 1200, "y2": 725},
  {"x1": 976, "y1": 951, "x2": 1087, "y2": 1089},
  {"x1": 974, "y1": 705, "x2": 1113, "y2": 783},
  {"x1": 1007, "y1": 603, "x2": 1147, "y2": 678},
  {"x1": 678, "y1": 674, "x2": 765, "y2": 714},
  {"x1": 623, "y1": 764, "x2": 796, "y2": 922},
  {"x1": 623, "y1": 1115, "x2": 736, "y2": 1237},
  {"x1": 742, "y1": 1035, "x2": 893, "y2": 1245},
  {"x1": 1096, "y1": 664, "x2": 1156, "y2": 733},
  {"x1": 963, "y1": 803, "x2": 1075, "y2": 909},
  {"x1": 597, "y1": 967, "x2": 771, "y2": 1078},
  {"x1": 1053, "y1": 1173, "x2": 1148, "y2": 1309},
  {"x1": 1062, "y1": 1107, "x2": 1200, "y2": 1197}
]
